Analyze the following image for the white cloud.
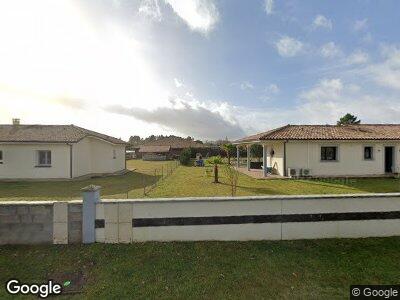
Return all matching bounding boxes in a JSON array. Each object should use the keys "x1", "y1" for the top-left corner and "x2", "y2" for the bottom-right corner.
[
  {"x1": 261, "y1": 83, "x2": 280, "y2": 101},
  {"x1": 346, "y1": 50, "x2": 369, "y2": 65},
  {"x1": 293, "y1": 78, "x2": 400, "y2": 125},
  {"x1": 353, "y1": 18, "x2": 368, "y2": 31},
  {"x1": 312, "y1": 14, "x2": 332, "y2": 30},
  {"x1": 264, "y1": 0, "x2": 274, "y2": 15},
  {"x1": 138, "y1": 0, "x2": 162, "y2": 21},
  {"x1": 240, "y1": 81, "x2": 254, "y2": 90},
  {"x1": 275, "y1": 36, "x2": 303, "y2": 57},
  {"x1": 107, "y1": 97, "x2": 245, "y2": 139},
  {"x1": 364, "y1": 45, "x2": 400, "y2": 91},
  {"x1": 320, "y1": 42, "x2": 342, "y2": 58},
  {"x1": 164, "y1": 0, "x2": 219, "y2": 34},
  {"x1": 174, "y1": 78, "x2": 184, "y2": 88},
  {"x1": 301, "y1": 78, "x2": 343, "y2": 102}
]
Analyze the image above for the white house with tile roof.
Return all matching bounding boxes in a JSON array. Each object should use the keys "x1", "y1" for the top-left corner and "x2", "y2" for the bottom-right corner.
[
  {"x1": 233, "y1": 124, "x2": 400, "y2": 178},
  {"x1": 0, "y1": 119, "x2": 127, "y2": 179}
]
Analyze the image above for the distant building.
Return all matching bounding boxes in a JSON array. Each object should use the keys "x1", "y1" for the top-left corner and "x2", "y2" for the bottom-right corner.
[
  {"x1": 137, "y1": 137, "x2": 210, "y2": 160},
  {"x1": 0, "y1": 120, "x2": 127, "y2": 179}
]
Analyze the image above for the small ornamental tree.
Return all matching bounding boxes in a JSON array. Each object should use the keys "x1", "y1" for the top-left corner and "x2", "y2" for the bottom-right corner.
[
  {"x1": 179, "y1": 148, "x2": 192, "y2": 166},
  {"x1": 207, "y1": 156, "x2": 224, "y2": 183},
  {"x1": 223, "y1": 164, "x2": 239, "y2": 196},
  {"x1": 221, "y1": 143, "x2": 236, "y2": 165}
]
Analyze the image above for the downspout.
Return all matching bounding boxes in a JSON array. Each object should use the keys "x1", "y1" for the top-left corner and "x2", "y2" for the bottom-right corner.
[
  {"x1": 125, "y1": 145, "x2": 127, "y2": 170},
  {"x1": 283, "y1": 140, "x2": 287, "y2": 177},
  {"x1": 69, "y1": 144, "x2": 73, "y2": 179}
]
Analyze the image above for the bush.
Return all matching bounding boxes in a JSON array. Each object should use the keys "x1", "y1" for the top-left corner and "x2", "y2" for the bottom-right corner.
[{"x1": 179, "y1": 148, "x2": 192, "y2": 166}]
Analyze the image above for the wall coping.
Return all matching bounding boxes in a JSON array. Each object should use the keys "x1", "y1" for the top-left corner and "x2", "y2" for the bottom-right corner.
[{"x1": 2, "y1": 193, "x2": 399, "y2": 205}]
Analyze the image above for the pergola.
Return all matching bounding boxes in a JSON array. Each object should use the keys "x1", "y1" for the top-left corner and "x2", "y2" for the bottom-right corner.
[{"x1": 232, "y1": 141, "x2": 271, "y2": 178}]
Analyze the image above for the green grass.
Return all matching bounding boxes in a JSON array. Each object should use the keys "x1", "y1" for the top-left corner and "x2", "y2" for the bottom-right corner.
[
  {"x1": 0, "y1": 160, "x2": 399, "y2": 201},
  {"x1": 0, "y1": 160, "x2": 176, "y2": 201},
  {"x1": 1, "y1": 237, "x2": 400, "y2": 299},
  {"x1": 148, "y1": 165, "x2": 400, "y2": 198}
]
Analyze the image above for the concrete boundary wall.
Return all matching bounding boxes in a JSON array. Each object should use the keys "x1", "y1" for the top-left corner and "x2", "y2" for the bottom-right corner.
[
  {"x1": 1, "y1": 191, "x2": 400, "y2": 244},
  {"x1": 94, "y1": 193, "x2": 400, "y2": 242},
  {"x1": 0, "y1": 200, "x2": 82, "y2": 245}
]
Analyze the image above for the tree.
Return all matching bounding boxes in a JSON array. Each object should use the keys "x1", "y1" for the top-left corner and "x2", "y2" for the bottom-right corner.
[
  {"x1": 250, "y1": 144, "x2": 263, "y2": 162},
  {"x1": 128, "y1": 135, "x2": 142, "y2": 145},
  {"x1": 337, "y1": 113, "x2": 361, "y2": 125},
  {"x1": 207, "y1": 156, "x2": 223, "y2": 183},
  {"x1": 221, "y1": 143, "x2": 236, "y2": 165},
  {"x1": 179, "y1": 148, "x2": 192, "y2": 166}
]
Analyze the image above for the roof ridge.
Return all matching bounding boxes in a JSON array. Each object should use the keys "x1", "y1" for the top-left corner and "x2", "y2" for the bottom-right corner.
[{"x1": 260, "y1": 124, "x2": 292, "y2": 139}]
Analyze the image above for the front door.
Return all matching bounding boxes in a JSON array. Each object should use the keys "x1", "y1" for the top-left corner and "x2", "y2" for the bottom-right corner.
[{"x1": 384, "y1": 147, "x2": 394, "y2": 173}]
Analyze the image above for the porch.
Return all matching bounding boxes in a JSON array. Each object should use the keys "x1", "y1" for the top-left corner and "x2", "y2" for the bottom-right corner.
[{"x1": 233, "y1": 142, "x2": 287, "y2": 178}]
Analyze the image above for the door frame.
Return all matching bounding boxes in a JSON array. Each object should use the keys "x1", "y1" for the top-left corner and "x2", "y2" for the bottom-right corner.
[{"x1": 384, "y1": 146, "x2": 394, "y2": 173}]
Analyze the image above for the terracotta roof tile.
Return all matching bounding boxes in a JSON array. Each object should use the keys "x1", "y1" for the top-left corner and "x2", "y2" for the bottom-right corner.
[
  {"x1": 0, "y1": 124, "x2": 127, "y2": 144},
  {"x1": 235, "y1": 124, "x2": 400, "y2": 143}
]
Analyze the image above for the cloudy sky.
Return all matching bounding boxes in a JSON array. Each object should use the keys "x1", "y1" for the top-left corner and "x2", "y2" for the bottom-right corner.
[{"x1": 1, "y1": 0, "x2": 400, "y2": 141}]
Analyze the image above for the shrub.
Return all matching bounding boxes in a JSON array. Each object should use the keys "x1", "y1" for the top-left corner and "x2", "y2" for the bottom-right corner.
[
  {"x1": 223, "y1": 164, "x2": 239, "y2": 196},
  {"x1": 179, "y1": 148, "x2": 192, "y2": 166}
]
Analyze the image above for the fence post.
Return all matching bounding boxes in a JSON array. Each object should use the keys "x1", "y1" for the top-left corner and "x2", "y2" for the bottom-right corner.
[{"x1": 82, "y1": 185, "x2": 101, "y2": 244}]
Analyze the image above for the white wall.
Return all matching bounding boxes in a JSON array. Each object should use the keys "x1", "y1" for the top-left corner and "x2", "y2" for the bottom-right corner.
[
  {"x1": 286, "y1": 141, "x2": 400, "y2": 176},
  {"x1": 0, "y1": 137, "x2": 125, "y2": 179},
  {"x1": 73, "y1": 137, "x2": 125, "y2": 177},
  {"x1": 268, "y1": 142, "x2": 285, "y2": 176},
  {"x1": 72, "y1": 138, "x2": 91, "y2": 177},
  {"x1": 0, "y1": 143, "x2": 70, "y2": 179},
  {"x1": 93, "y1": 194, "x2": 400, "y2": 242}
]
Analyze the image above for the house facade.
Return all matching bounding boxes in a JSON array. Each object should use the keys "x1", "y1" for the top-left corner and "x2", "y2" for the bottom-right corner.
[
  {"x1": 0, "y1": 122, "x2": 127, "y2": 179},
  {"x1": 234, "y1": 124, "x2": 400, "y2": 177}
]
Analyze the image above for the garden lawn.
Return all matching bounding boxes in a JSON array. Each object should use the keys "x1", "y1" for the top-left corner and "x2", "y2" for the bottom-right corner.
[
  {"x1": 148, "y1": 165, "x2": 400, "y2": 198},
  {"x1": 0, "y1": 161, "x2": 399, "y2": 201},
  {"x1": 0, "y1": 160, "x2": 176, "y2": 201},
  {"x1": 1, "y1": 237, "x2": 400, "y2": 299}
]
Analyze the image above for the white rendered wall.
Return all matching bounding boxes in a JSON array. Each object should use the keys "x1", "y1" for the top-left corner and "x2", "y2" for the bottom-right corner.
[{"x1": 0, "y1": 143, "x2": 70, "y2": 179}]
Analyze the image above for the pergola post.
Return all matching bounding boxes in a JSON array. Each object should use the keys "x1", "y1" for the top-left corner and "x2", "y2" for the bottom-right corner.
[
  {"x1": 246, "y1": 145, "x2": 251, "y2": 170},
  {"x1": 262, "y1": 144, "x2": 268, "y2": 177},
  {"x1": 236, "y1": 146, "x2": 240, "y2": 168}
]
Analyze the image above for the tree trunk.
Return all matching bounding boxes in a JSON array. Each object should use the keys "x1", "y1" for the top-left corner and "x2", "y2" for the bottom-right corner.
[
  {"x1": 214, "y1": 164, "x2": 219, "y2": 183},
  {"x1": 227, "y1": 153, "x2": 231, "y2": 165}
]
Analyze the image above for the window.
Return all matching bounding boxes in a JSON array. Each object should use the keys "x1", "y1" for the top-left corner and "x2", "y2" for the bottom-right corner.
[
  {"x1": 321, "y1": 146, "x2": 337, "y2": 161},
  {"x1": 37, "y1": 150, "x2": 51, "y2": 166},
  {"x1": 364, "y1": 146, "x2": 373, "y2": 160},
  {"x1": 0, "y1": 150, "x2": 3, "y2": 164},
  {"x1": 113, "y1": 149, "x2": 116, "y2": 159}
]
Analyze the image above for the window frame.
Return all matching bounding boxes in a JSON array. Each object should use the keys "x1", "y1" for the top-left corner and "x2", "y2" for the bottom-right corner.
[
  {"x1": 363, "y1": 146, "x2": 374, "y2": 161},
  {"x1": 0, "y1": 150, "x2": 3, "y2": 164},
  {"x1": 36, "y1": 150, "x2": 52, "y2": 167},
  {"x1": 320, "y1": 145, "x2": 339, "y2": 162}
]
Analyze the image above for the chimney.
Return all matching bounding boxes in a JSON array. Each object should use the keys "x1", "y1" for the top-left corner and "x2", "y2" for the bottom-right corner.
[{"x1": 12, "y1": 118, "x2": 20, "y2": 125}]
